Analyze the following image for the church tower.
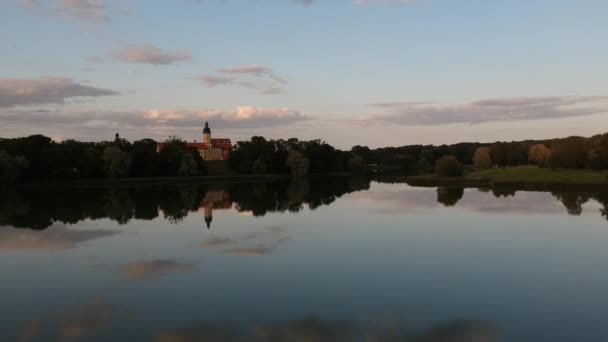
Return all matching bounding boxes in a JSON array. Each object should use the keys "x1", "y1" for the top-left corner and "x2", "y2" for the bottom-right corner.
[{"x1": 203, "y1": 122, "x2": 211, "y2": 145}]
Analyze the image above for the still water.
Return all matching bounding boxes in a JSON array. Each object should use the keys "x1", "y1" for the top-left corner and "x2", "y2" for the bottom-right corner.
[{"x1": 1, "y1": 177, "x2": 608, "y2": 341}]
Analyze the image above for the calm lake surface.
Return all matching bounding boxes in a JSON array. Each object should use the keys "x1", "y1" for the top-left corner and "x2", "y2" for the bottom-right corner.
[{"x1": 2, "y1": 177, "x2": 608, "y2": 341}]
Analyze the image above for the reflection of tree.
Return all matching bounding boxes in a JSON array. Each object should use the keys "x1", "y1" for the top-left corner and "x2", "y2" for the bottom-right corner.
[
  {"x1": 552, "y1": 192, "x2": 590, "y2": 216},
  {"x1": 436, "y1": 187, "x2": 464, "y2": 207},
  {"x1": 154, "y1": 317, "x2": 496, "y2": 342},
  {"x1": 492, "y1": 189, "x2": 516, "y2": 198},
  {"x1": 0, "y1": 177, "x2": 372, "y2": 230},
  {"x1": 104, "y1": 190, "x2": 135, "y2": 225}
]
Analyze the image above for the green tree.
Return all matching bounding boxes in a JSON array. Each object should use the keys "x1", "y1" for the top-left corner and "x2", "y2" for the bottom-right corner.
[
  {"x1": 550, "y1": 136, "x2": 589, "y2": 169},
  {"x1": 0, "y1": 151, "x2": 29, "y2": 183},
  {"x1": 251, "y1": 159, "x2": 268, "y2": 174},
  {"x1": 286, "y1": 150, "x2": 309, "y2": 178},
  {"x1": 178, "y1": 153, "x2": 198, "y2": 176},
  {"x1": 436, "y1": 155, "x2": 464, "y2": 177},
  {"x1": 102, "y1": 146, "x2": 132, "y2": 178},
  {"x1": 348, "y1": 154, "x2": 368, "y2": 174}
]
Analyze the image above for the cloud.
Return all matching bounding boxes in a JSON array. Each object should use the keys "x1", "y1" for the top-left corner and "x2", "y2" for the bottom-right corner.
[
  {"x1": 20, "y1": 0, "x2": 110, "y2": 22},
  {"x1": 56, "y1": 0, "x2": 108, "y2": 21},
  {"x1": 119, "y1": 259, "x2": 195, "y2": 280},
  {"x1": 291, "y1": 0, "x2": 316, "y2": 5},
  {"x1": 353, "y1": 0, "x2": 417, "y2": 4},
  {"x1": 193, "y1": 75, "x2": 236, "y2": 87},
  {"x1": 193, "y1": 75, "x2": 285, "y2": 95},
  {"x1": 0, "y1": 77, "x2": 118, "y2": 108},
  {"x1": 0, "y1": 106, "x2": 311, "y2": 131},
  {"x1": 367, "y1": 96, "x2": 608, "y2": 125},
  {"x1": 218, "y1": 64, "x2": 287, "y2": 83},
  {"x1": 113, "y1": 45, "x2": 192, "y2": 65},
  {"x1": 0, "y1": 224, "x2": 120, "y2": 251}
]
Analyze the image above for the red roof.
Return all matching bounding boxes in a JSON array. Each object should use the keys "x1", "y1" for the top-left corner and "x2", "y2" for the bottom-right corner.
[{"x1": 156, "y1": 139, "x2": 232, "y2": 151}]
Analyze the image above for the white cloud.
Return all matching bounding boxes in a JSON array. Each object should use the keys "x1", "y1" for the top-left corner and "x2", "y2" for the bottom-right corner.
[
  {"x1": 56, "y1": 0, "x2": 108, "y2": 21},
  {"x1": 367, "y1": 96, "x2": 608, "y2": 125},
  {"x1": 113, "y1": 45, "x2": 192, "y2": 65},
  {"x1": 217, "y1": 65, "x2": 287, "y2": 83},
  {"x1": 0, "y1": 106, "x2": 311, "y2": 130},
  {"x1": 0, "y1": 77, "x2": 118, "y2": 108}
]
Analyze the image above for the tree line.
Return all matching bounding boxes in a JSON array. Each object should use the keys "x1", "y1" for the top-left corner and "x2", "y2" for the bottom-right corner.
[
  {"x1": 228, "y1": 136, "x2": 367, "y2": 176},
  {"x1": 0, "y1": 135, "x2": 206, "y2": 183},
  {"x1": 351, "y1": 132, "x2": 608, "y2": 176}
]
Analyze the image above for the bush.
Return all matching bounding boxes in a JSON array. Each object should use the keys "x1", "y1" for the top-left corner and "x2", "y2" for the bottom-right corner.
[{"x1": 436, "y1": 155, "x2": 463, "y2": 177}]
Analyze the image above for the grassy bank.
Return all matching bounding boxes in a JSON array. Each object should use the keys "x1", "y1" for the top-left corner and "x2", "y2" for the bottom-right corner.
[{"x1": 407, "y1": 166, "x2": 608, "y2": 191}]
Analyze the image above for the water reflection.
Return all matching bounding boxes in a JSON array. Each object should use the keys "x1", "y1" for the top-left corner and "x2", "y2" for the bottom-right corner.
[
  {"x1": 0, "y1": 177, "x2": 371, "y2": 230},
  {"x1": 2, "y1": 179, "x2": 608, "y2": 232},
  {"x1": 157, "y1": 317, "x2": 496, "y2": 342}
]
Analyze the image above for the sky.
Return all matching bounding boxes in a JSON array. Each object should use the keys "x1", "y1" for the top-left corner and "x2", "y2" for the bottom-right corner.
[{"x1": 1, "y1": 0, "x2": 607, "y2": 148}]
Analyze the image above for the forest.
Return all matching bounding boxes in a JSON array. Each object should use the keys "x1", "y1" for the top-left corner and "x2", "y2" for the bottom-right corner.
[
  {"x1": 1, "y1": 132, "x2": 608, "y2": 183},
  {"x1": 352, "y1": 132, "x2": 608, "y2": 176}
]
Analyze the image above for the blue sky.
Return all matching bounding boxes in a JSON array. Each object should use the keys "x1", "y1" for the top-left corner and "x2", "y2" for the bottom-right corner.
[{"x1": 1, "y1": 0, "x2": 607, "y2": 148}]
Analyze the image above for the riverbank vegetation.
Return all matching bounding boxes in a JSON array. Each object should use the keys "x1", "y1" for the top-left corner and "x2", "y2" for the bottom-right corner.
[
  {"x1": 0, "y1": 135, "x2": 366, "y2": 184},
  {"x1": 3, "y1": 132, "x2": 608, "y2": 185}
]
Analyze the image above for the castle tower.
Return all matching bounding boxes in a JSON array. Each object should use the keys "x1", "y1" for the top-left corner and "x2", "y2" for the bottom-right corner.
[
  {"x1": 203, "y1": 122, "x2": 211, "y2": 145},
  {"x1": 204, "y1": 204, "x2": 213, "y2": 229}
]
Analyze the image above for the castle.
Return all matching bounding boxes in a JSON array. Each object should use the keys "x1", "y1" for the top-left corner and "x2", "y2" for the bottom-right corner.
[{"x1": 157, "y1": 122, "x2": 232, "y2": 161}]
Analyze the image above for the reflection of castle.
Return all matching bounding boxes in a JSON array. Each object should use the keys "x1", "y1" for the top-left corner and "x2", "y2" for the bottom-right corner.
[
  {"x1": 157, "y1": 122, "x2": 232, "y2": 161},
  {"x1": 201, "y1": 190, "x2": 232, "y2": 229}
]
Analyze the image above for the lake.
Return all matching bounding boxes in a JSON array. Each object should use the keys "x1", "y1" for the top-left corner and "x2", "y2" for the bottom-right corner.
[{"x1": 1, "y1": 177, "x2": 608, "y2": 341}]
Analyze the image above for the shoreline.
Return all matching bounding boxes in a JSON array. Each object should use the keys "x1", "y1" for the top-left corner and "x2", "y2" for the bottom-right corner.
[
  {"x1": 405, "y1": 166, "x2": 608, "y2": 192},
  {"x1": 10, "y1": 172, "x2": 354, "y2": 189}
]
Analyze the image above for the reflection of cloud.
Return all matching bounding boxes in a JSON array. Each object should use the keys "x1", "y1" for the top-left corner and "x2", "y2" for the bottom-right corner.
[
  {"x1": 201, "y1": 226, "x2": 288, "y2": 256},
  {"x1": 156, "y1": 322, "x2": 238, "y2": 342},
  {"x1": 60, "y1": 301, "x2": 113, "y2": 339},
  {"x1": 416, "y1": 320, "x2": 496, "y2": 342},
  {"x1": 155, "y1": 317, "x2": 496, "y2": 342},
  {"x1": 20, "y1": 301, "x2": 113, "y2": 341},
  {"x1": 0, "y1": 224, "x2": 120, "y2": 251},
  {"x1": 120, "y1": 259, "x2": 194, "y2": 280},
  {"x1": 356, "y1": 185, "x2": 568, "y2": 216},
  {"x1": 221, "y1": 237, "x2": 289, "y2": 256},
  {"x1": 255, "y1": 315, "x2": 354, "y2": 341}
]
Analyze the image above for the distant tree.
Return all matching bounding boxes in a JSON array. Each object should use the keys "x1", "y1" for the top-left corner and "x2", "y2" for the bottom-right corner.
[
  {"x1": 348, "y1": 154, "x2": 368, "y2": 174},
  {"x1": 550, "y1": 136, "x2": 589, "y2": 169},
  {"x1": 489, "y1": 142, "x2": 508, "y2": 168},
  {"x1": 436, "y1": 155, "x2": 464, "y2": 177},
  {"x1": 286, "y1": 150, "x2": 309, "y2": 178},
  {"x1": 528, "y1": 144, "x2": 552, "y2": 167},
  {"x1": 251, "y1": 159, "x2": 267, "y2": 174},
  {"x1": 178, "y1": 153, "x2": 198, "y2": 176},
  {"x1": 587, "y1": 134, "x2": 608, "y2": 170},
  {"x1": 131, "y1": 139, "x2": 158, "y2": 177},
  {"x1": 102, "y1": 146, "x2": 132, "y2": 178},
  {"x1": 472, "y1": 147, "x2": 492, "y2": 170},
  {"x1": 0, "y1": 151, "x2": 29, "y2": 183}
]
